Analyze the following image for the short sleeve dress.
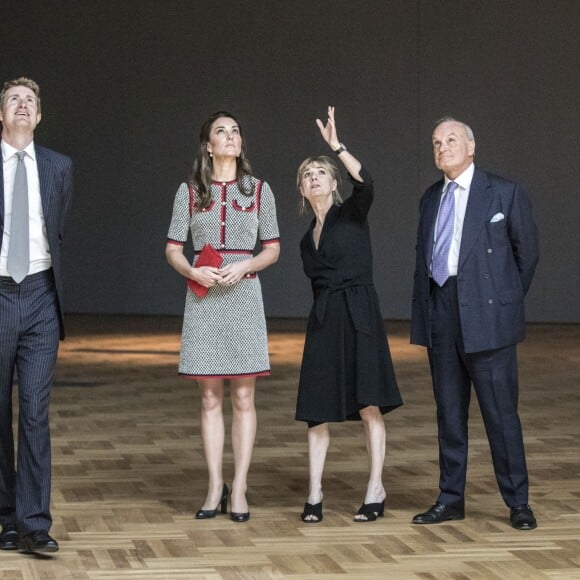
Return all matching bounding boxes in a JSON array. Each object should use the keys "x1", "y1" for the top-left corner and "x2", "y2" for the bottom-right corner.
[
  {"x1": 167, "y1": 176, "x2": 280, "y2": 378},
  {"x1": 295, "y1": 166, "x2": 402, "y2": 422}
]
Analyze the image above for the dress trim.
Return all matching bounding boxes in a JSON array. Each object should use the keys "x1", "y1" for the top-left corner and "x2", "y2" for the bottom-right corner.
[
  {"x1": 194, "y1": 249, "x2": 253, "y2": 255},
  {"x1": 232, "y1": 199, "x2": 256, "y2": 212},
  {"x1": 192, "y1": 200, "x2": 216, "y2": 213}
]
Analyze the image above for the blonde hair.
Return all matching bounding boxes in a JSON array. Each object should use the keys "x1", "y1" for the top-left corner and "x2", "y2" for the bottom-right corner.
[
  {"x1": 0, "y1": 77, "x2": 41, "y2": 112},
  {"x1": 296, "y1": 155, "x2": 343, "y2": 214}
]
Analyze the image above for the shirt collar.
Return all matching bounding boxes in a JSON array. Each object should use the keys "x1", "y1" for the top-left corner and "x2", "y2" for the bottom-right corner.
[
  {"x1": 444, "y1": 162, "x2": 475, "y2": 191},
  {"x1": 1, "y1": 139, "x2": 36, "y2": 162}
]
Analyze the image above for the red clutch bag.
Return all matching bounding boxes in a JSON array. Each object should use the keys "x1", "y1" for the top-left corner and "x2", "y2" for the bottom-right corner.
[{"x1": 187, "y1": 244, "x2": 223, "y2": 298}]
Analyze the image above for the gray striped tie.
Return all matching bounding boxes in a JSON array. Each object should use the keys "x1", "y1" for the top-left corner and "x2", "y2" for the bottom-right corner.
[{"x1": 7, "y1": 151, "x2": 29, "y2": 283}]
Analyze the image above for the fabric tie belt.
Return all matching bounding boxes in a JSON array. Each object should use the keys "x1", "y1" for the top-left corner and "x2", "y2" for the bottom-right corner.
[{"x1": 314, "y1": 281, "x2": 374, "y2": 334}]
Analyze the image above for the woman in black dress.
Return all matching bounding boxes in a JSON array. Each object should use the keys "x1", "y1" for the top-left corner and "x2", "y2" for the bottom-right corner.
[{"x1": 295, "y1": 107, "x2": 402, "y2": 523}]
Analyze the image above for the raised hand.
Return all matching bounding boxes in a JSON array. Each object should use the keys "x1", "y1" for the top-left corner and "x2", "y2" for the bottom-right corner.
[
  {"x1": 315, "y1": 106, "x2": 362, "y2": 181},
  {"x1": 316, "y1": 105, "x2": 340, "y2": 150}
]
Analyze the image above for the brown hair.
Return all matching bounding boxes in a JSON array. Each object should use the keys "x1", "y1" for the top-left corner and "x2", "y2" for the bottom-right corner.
[{"x1": 189, "y1": 111, "x2": 253, "y2": 210}]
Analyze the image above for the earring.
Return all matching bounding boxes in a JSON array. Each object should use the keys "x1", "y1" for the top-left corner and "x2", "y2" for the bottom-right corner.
[
  {"x1": 301, "y1": 197, "x2": 305, "y2": 210},
  {"x1": 209, "y1": 152, "x2": 213, "y2": 158}
]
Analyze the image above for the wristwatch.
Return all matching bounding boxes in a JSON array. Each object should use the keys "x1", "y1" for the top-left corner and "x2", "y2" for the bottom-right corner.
[{"x1": 333, "y1": 143, "x2": 347, "y2": 155}]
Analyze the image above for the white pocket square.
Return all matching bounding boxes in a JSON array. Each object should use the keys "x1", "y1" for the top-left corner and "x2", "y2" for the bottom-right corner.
[{"x1": 490, "y1": 212, "x2": 505, "y2": 223}]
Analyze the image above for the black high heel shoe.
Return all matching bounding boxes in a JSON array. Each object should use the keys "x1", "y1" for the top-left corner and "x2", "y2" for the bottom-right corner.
[
  {"x1": 301, "y1": 501, "x2": 323, "y2": 523},
  {"x1": 230, "y1": 511, "x2": 250, "y2": 523},
  {"x1": 195, "y1": 484, "x2": 229, "y2": 519},
  {"x1": 230, "y1": 488, "x2": 250, "y2": 522},
  {"x1": 354, "y1": 500, "x2": 385, "y2": 522}
]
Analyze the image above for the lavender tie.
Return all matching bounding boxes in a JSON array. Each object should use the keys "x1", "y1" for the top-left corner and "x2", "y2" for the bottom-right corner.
[
  {"x1": 7, "y1": 151, "x2": 29, "y2": 284},
  {"x1": 431, "y1": 181, "x2": 457, "y2": 286}
]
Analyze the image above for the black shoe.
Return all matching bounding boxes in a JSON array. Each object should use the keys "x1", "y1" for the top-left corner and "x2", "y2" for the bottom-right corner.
[
  {"x1": 510, "y1": 504, "x2": 537, "y2": 530},
  {"x1": 19, "y1": 530, "x2": 59, "y2": 553},
  {"x1": 0, "y1": 524, "x2": 19, "y2": 550},
  {"x1": 354, "y1": 500, "x2": 385, "y2": 522},
  {"x1": 195, "y1": 484, "x2": 229, "y2": 519},
  {"x1": 412, "y1": 502, "x2": 465, "y2": 524},
  {"x1": 301, "y1": 501, "x2": 323, "y2": 524},
  {"x1": 230, "y1": 511, "x2": 250, "y2": 523}
]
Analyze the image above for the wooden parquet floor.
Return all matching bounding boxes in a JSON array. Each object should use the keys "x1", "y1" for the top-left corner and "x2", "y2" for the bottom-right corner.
[{"x1": 1, "y1": 316, "x2": 579, "y2": 579}]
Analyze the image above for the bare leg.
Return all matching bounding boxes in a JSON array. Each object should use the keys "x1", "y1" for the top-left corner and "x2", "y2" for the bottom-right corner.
[
  {"x1": 303, "y1": 423, "x2": 330, "y2": 521},
  {"x1": 198, "y1": 379, "x2": 225, "y2": 510},
  {"x1": 230, "y1": 377, "x2": 257, "y2": 514},
  {"x1": 354, "y1": 405, "x2": 386, "y2": 521}
]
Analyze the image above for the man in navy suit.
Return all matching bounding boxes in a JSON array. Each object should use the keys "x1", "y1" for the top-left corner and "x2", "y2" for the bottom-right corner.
[
  {"x1": 410, "y1": 117, "x2": 539, "y2": 530},
  {"x1": 0, "y1": 77, "x2": 73, "y2": 552}
]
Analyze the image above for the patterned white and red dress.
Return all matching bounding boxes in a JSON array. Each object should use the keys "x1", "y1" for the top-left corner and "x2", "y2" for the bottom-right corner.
[{"x1": 167, "y1": 176, "x2": 279, "y2": 378}]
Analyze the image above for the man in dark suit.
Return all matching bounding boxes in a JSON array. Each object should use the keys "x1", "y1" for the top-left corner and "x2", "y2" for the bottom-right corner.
[
  {"x1": 0, "y1": 77, "x2": 73, "y2": 552},
  {"x1": 410, "y1": 117, "x2": 539, "y2": 530}
]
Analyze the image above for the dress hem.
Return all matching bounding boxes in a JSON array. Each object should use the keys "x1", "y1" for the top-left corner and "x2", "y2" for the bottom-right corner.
[
  {"x1": 180, "y1": 370, "x2": 270, "y2": 380},
  {"x1": 295, "y1": 402, "x2": 403, "y2": 424}
]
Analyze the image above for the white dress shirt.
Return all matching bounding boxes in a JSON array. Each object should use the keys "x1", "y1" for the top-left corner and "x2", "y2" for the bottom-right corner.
[
  {"x1": 433, "y1": 163, "x2": 475, "y2": 277},
  {"x1": 1, "y1": 140, "x2": 52, "y2": 278}
]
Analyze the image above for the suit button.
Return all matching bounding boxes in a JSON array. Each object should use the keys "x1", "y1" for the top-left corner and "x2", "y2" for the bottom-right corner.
[
  {"x1": 483, "y1": 273, "x2": 490, "y2": 279},
  {"x1": 487, "y1": 248, "x2": 493, "y2": 253},
  {"x1": 488, "y1": 299, "x2": 493, "y2": 304}
]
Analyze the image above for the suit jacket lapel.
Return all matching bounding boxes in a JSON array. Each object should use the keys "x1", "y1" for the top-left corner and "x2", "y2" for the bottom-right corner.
[
  {"x1": 422, "y1": 179, "x2": 444, "y2": 267},
  {"x1": 458, "y1": 169, "x2": 493, "y2": 269},
  {"x1": 0, "y1": 160, "x2": 4, "y2": 223},
  {"x1": 35, "y1": 145, "x2": 53, "y2": 217}
]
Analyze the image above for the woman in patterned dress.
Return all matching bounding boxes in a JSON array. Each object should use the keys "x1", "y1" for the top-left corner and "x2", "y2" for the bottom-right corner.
[
  {"x1": 166, "y1": 111, "x2": 280, "y2": 522},
  {"x1": 295, "y1": 107, "x2": 402, "y2": 523}
]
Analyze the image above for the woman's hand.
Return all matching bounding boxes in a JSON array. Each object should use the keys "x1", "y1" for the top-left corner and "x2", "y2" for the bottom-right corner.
[
  {"x1": 216, "y1": 243, "x2": 280, "y2": 286},
  {"x1": 316, "y1": 105, "x2": 340, "y2": 151},
  {"x1": 165, "y1": 243, "x2": 226, "y2": 288},
  {"x1": 191, "y1": 266, "x2": 224, "y2": 288},
  {"x1": 315, "y1": 106, "x2": 363, "y2": 182},
  {"x1": 218, "y1": 261, "x2": 250, "y2": 286}
]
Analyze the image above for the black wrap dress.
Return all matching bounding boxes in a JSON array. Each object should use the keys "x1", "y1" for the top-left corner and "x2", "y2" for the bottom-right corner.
[{"x1": 295, "y1": 166, "x2": 403, "y2": 423}]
